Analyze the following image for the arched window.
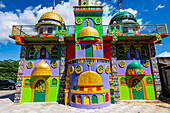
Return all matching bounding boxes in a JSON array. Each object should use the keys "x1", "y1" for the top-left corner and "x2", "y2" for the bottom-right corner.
[
  {"x1": 71, "y1": 94, "x2": 75, "y2": 103},
  {"x1": 40, "y1": 47, "x2": 46, "y2": 59},
  {"x1": 84, "y1": 95, "x2": 90, "y2": 105},
  {"x1": 29, "y1": 47, "x2": 35, "y2": 59},
  {"x1": 94, "y1": 45, "x2": 97, "y2": 50},
  {"x1": 99, "y1": 95, "x2": 104, "y2": 104},
  {"x1": 118, "y1": 46, "x2": 124, "y2": 58},
  {"x1": 48, "y1": 28, "x2": 53, "y2": 34},
  {"x1": 130, "y1": 46, "x2": 136, "y2": 58},
  {"x1": 52, "y1": 47, "x2": 58, "y2": 59},
  {"x1": 85, "y1": 45, "x2": 93, "y2": 57},
  {"x1": 98, "y1": 45, "x2": 102, "y2": 50},
  {"x1": 123, "y1": 27, "x2": 128, "y2": 33},
  {"x1": 40, "y1": 28, "x2": 43, "y2": 34},
  {"x1": 105, "y1": 94, "x2": 109, "y2": 102},
  {"x1": 76, "y1": 95, "x2": 82, "y2": 104},
  {"x1": 81, "y1": 45, "x2": 84, "y2": 50},
  {"x1": 51, "y1": 78, "x2": 57, "y2": 86},
  {"x1": 141, "y1": 45, "x2": 147, "y2": 58},
  {"x1": 92, "y1": 95, "x2": 98, "y2": 104},
  {"x1": 76, "y1": 45, "x2": 80, "y2": 50}
]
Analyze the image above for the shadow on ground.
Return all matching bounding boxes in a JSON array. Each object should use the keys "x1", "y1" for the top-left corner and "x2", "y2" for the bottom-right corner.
[{"x1": 0, "y1": 90, "x2": 15, "y2": 103}]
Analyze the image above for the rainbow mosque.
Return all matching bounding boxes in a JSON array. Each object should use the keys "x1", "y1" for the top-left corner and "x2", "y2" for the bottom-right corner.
[{"x1": 9, "y1": 0, "x2": 169, "y2": 109}]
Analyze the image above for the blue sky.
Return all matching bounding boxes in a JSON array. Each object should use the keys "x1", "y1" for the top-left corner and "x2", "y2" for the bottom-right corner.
[{"x1": 0, "y1": 0, "x2": 169, "y2": 60}]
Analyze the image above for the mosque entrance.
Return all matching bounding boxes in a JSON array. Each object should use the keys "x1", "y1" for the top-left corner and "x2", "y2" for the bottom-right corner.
[
  {"x1": 33, "y1": 79, "x2": 46, "y2": 102},
  {"x1": 131, "y1": 78, "x2": 144, "y2": 100},
  {"x1": 85, "y1": 45, "x2": 93, "y2": 57}
]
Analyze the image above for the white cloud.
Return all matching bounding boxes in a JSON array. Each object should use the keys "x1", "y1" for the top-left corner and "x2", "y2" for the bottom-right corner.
[
  {"x1": 0, "y1": 2, "x2": 5, "y2": 9},
  {"x1": 16, "y1": 9, "x2": 21, "y2": 13},
  {"x1": 113, "y1": 0, "x2": 117, "y2": 3},
  {"x1": 155, "y1": 4, "x2": 165, "y2": 11},
  {"x1": 122, "y1": 8, "x2": 138, "y2": 17},
  {"x1": 0, "y1": 0, "x2": 142, "y2": 45},
  {"x1": 0, "y1": 0, "x2": 78, "y2": 44},
  {"x1": 121, "y1": 8, "x2": 143, "y2": 25},
  {"x1": 157, "y1": 51, "x2": 170, "y2": 57},
  {"x1": 143, "y1": 9, "x2": 148, "y2": 12}
]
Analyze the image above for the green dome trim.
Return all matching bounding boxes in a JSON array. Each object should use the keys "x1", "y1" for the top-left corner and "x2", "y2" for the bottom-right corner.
[
  {"x1": 127, "y1": 60, "x2": 143, "y2": 69},
  {"x1": 116, "y1": 21, "x2": 139, "y2": 25},
  {"x1": 109, "y1": 11, "x2": 137, "y2": 25}
]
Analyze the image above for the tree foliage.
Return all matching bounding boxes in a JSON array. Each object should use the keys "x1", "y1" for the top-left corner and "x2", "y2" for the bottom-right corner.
[{"x1": 0, "y1": 59, "x2": 19, "y2": 82}]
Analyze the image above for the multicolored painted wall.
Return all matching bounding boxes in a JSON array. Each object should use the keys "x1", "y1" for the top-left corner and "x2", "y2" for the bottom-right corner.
[{"x1": 10, "y1": 0, "x2": 169, "y2": 110}]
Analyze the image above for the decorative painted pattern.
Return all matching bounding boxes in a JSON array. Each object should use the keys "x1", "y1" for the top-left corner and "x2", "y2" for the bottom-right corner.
[
  {"x1": 111, "y1": 45, "x2": 120, "y2": 101},
  {"x1": 51, "y1": 61, "x2": 58, "y2": 68},
  {"x1": 143, "y1": 60, "x2": 150, "y2": 67},
  {"x1": 27, "y1": 62, "x2": 34, "y2": 68},
  {"x1": 69, "y1": 66, "x2": 74, "y2": 74},
  {"x1": 14, "y1": 45, "x2": 26, "y2": 103},
  {"x1": 150, "y1": 44, "x2": 162, "y2": 99},
  {"x1": 97, "y1": 65, "x2": 104, "y2": 74},
  {"x1": 75, "y1": 65, "x2": 83, "y2": 74},
  {"x1": 68, "y1": 58, "x2": 109, "y2": 64},
  {"x1": 119, "y1": 61, "x2": 126, "y2": 68},
  {"x1": 125, "y1": 69, "x2": 145, "y2": 75}
]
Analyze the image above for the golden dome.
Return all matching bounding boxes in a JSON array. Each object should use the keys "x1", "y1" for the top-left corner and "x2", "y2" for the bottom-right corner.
[
  {"x1": 31, "y1": 59, "x2": 52, "y2": 76},
  {"x1": 78, "y1": 26, "x2": 99, "y2": 38},
  {"x1": 77, "y1": 71, "x2": 103, "y2": 86},
  {"x1": 39, "y1": 10, "x2": 64, "y2": 23}
]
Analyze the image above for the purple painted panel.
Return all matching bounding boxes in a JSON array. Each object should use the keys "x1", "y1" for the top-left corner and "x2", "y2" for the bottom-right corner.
[
  {"x1": 69, "y1": 62, "x2": 110, "y2": 91},
  {"x1": 83, "y1": 18, "x2": 94, "y2": 28},
  {"x1": 93, "y1": 50, "x2": 103, "y2": 58},
  {"x1": 127, "y1": 49, "x2": 139, "y2": 60},
  {"x1": 117, "y1": 60, "x2": 152, "y2": 75},
  {"x1": 37, "y1": 50, "x2": 49, "y2": 59},
  {"x1": 24, "y1": 59, "x2": 60, "y2": 75},
  {"x1": 76, "y1": 50, "x2": 85, "y2": 58}
]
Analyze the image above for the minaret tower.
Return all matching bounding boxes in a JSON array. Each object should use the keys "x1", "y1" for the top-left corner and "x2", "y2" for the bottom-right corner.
[{"x1": 67, "y1": 0, "x2": 111, "y2": 109}]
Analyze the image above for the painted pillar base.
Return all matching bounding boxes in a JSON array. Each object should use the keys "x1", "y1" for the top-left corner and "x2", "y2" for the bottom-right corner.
[
  {"x1": 111, "y1": 97, "x2": 115, "y2": 104},
  {"x1": 70, "y1": 102, "x2": 111, "y2": 109}
]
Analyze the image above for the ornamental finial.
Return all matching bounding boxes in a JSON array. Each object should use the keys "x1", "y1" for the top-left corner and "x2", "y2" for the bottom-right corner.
[
  {"x1": 86, "y1": 19, "x2": 90, "y2": 26},
  {"x1": 117, "y1": 0, "x2": 123, "y2": 12},
  {"x1": 88, "y1": 62, "x2": 92, "y2": 71},
  {"x1": 52, "y1": 0, "x2": 55, "y2": 12}
]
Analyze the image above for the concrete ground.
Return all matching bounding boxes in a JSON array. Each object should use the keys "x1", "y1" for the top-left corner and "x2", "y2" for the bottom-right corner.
[{"x1": 0, "y1": 90, "x2": 170, "y2": 113}]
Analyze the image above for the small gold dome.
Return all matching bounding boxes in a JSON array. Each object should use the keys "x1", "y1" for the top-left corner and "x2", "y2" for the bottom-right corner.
[
  {"x1": 31, "y1": 59, "x2": 52, "y2": 76},
  {"x1": 39, "y1": 10, "x2": 64, "y2": 23},
  {"x1": 77, "y1": 71, "x2": 103, "y2": 86},
  {"x1": 78, "y1": 26, "x2": 99, "y2": 38}
]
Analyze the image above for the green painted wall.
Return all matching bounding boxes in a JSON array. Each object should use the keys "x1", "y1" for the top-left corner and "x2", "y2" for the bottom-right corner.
[
  {"x1": 21, "y1": 76, "x2": 60, "y2": 103},
  {"x1": 118, "y1": 76, "x2": 156, "y2": 100},
  {"x1": 75, "y1": 16, "x2": 103, "y2": 41}
]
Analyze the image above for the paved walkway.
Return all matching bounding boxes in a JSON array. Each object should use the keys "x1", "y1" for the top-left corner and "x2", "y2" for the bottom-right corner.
[{"x1": 0, "y1": 90, "x2": 170, "y2": 113}]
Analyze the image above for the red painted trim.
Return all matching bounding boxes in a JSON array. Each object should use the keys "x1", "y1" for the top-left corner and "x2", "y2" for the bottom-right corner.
[
  {"x1": 66, "y1": 44, "x2": 75, "y2": 75},
  {"x1": 129, "y1": 76, "x2": 147, "y2": 100},
  {"x1": 103, "y1": 44, "x2": 112, "y2": 74},
  {"x1": 149, "y1": 36, "x2": 156, "y2": 43}
]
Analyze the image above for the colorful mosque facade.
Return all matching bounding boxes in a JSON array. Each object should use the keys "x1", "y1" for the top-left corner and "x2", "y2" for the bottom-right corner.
[{"x1": 9, "y1": 0, "x2": 169, "y2": 109}]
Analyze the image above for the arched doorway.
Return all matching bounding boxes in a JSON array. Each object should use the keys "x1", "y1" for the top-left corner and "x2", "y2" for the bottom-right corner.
[
  {"x1": 84, "y1": 95, "x2": 90, "y2": 105},
  {"x1": 130, "y1": 77, "x2": 146, "y2": 100},
  {"x1": 31, "y1": 77, "x2": 48, "y2": 102},
  {"x1": 34, "y1": 79, "x2": 46, "y2": 102},
  {"x1": 85, "y1": 45, "x2": 93, "y2": 57}
]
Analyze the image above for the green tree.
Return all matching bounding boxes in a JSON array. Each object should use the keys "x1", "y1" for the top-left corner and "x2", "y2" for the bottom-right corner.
[{"x1": 0, "y1": 59, "x2": 19, "y2": 82}]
